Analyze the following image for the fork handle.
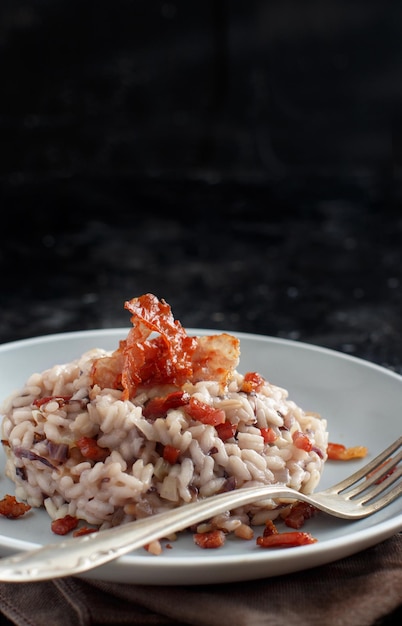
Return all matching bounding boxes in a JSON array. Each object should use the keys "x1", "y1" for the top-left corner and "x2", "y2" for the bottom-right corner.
[{"x1": 0, "y1": 484, "x2": 297, "y2": 582}]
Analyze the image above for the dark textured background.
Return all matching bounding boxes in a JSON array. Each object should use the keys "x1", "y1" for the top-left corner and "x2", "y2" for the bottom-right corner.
[
  {"x1": 1, "y1": 0, "x2": 402, "y2": 374},
  {"x1": 0, "y1": 3, "x2": 401, "y2": 622}
]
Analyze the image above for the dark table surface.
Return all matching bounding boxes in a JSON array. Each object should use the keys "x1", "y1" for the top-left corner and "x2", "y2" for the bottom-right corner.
[{"x1": 0, "y1": 1, "x2": 401, "y2": 624}]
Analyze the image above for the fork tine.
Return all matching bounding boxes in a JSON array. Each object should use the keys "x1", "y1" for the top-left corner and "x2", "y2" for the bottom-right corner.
[
  {"x1": 343, "y1": 449, "x2": 402, "y2": 499},
  {"x1": 354, "y1": 463, "x2": 402, "y2": 504},
  {"x1": 355, "y1": 469, "x2": 402, "y2": 513},
  {"x1": 325, "y1": 435, "x2": 402, "y2": 495}
]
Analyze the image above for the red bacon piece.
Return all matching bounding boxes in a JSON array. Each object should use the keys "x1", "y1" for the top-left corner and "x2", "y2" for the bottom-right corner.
[
  {"x1": 163, "y1": 444, "x2": 181, "y2": 465},
  {"x1": 284, "y1": 501, "x2": 317, "y2": 529},
  {"x1": 185, "y1": 397, "x2": 226, "y2": 426},
  {"x1": 0, "y1": 494, "x2": 31, "y2": 519},
  {"x1": 51, "y1": 515, "x2": 79, "y2": 535},
  {"x1": 241, "y1": 371, "x2": 265, "y2": 393},
  {"x1": 292, "y1": 430, "x2": 313, "y2": 452},
  {"x1": 75, "y1": 437, "x2": 109, "y2": 461},
  {"x1": 327, "y1": 442, "x2": 368, "y2": 460},
  {"x1": 260, "y1": 427, "x2": 277, "y2": 444},
  {"x1": 193, "y1": 529, "x2": 226, "y2": 549},
  {"x1": 215, "y1": 419, "x2": 237, "y2": 441},
  {"x1": 142, "y1": 391, "x2": 190, "y2": 419},
  {"x1": 256, "y1": 531, "x2": 317, "y2": 548}
]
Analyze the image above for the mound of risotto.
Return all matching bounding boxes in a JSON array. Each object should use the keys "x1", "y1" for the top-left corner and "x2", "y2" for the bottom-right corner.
[{"x1": 1, "y1": 294, "x2": 328, "y2": 546}]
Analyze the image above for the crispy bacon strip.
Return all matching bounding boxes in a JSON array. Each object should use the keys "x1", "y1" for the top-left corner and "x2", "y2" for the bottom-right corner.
[
  {"x1": 121, "y1": 294, "x2": 197, "y2": 398},
  {"x1": 91, "y1": 294, "x2": 197, "y2": 399},
  {"x1": 191, "y1": 334, "x2": 240, "y2": 390},
  {"x1": 90, "y1": 294, "x2": 241, "y2": 400},
  {"x1": 89, "y1": 342, "x2": 125, "y2": 392}
]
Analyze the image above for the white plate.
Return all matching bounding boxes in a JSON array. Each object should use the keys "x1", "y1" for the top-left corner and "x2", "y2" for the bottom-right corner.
[{"x1": 0, "y1": 329, "x2": 401, "y2": 585}]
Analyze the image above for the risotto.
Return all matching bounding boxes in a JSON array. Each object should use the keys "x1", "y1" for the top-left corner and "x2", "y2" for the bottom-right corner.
[{"x1": 1, "y1": 294, "x2": 328, "y2": 543}]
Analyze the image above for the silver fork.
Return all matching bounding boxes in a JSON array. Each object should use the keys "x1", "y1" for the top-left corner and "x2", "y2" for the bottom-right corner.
[{"x1": 0, "y1": 435, "x2": 400, "y2": 582}]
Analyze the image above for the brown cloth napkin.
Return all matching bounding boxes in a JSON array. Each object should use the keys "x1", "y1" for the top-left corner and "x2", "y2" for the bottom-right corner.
[{"x1": 0, "y1": 533, "x2": 401, "y2": 626}]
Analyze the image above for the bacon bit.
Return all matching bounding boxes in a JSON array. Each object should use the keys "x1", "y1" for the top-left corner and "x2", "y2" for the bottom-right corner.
[
  {"x1": 284, "y1": 501, "x2": 317, "y2": 529},
  {"x1": 193, "y1": 529, "x2": 226, "y2": 549},
  {"x1": 241, "y1": 371, "x2": 265, "y2": 393},
  {"x1": 73, "y1": 526, "x2": 99, "y2": 537},
  {"x1": 263, "y1": 519, "x2": 279, "y2": 536},
  {"x1": 184, "y1": 396, "x2": 226, "y2": 426},
  {"x1": 215, "y1": 419, "x2": 237, "y2": 441},
  {"x1": 75, "y1": 437, "x2": 109, "y2": 461},
  {"x1": 51, "y1": 515, "x2": 79, "y2": 535},
  {"x1": 260, "y1": 427, "x2": 277, "y2": 444},
  {"x1": 327, "y1": 442, "x2": 368, "y2": 461},
  {"x1": 1, "y1": 439, "x2": 10, "y2": 448},
  {"x1": 142, "y1": 391, "x2": 190, "y2": 419},
  {"x1": 33, "y1": 395, "x2": 72, "y2": 408},
  {"x1": 0, "y1": 494, "x2": 31, "y2": 519},
  {"x1": 292, "y1": 431, "x2": 313, "y2": 452},
  {"x1": 256, "y1": 531, "x2": 317, "y2": 548},
  {"x1": 163, "y1": 444, "x2": 181, "y2": 465}
]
